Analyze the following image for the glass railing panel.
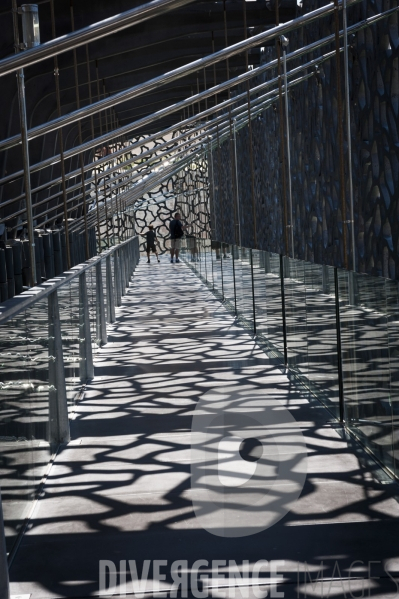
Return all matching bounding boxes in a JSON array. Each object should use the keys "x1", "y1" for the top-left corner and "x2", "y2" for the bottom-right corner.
[
  {"x1": 179, "y1": 237, "x2": 187, "y2": 261},
  {"x1": 197, "y1": 239, "x2": 204, "y2": 279},
  {"x1": 58, "y1": 278, "x2": 81, "y2": 405},
  {"x1": 265, "y1": 252, "x2": 285, "y2": 357},
  {"x1": 193, "y1": 238, "x2": 200, "y2": 277},
  {"x1": 203, "y1": 239, "x2": 213, "y2": 287},
  {"x1": 211, "y1": 241, "x2": 223, "y2": 297},
  {"x1": 385, "y1": 277, "x2": 399, "y2": 478},
  {"x1": 0, "y1": 238, "x2": 142, "y2": 554},
  {"x1": 196, "y1": 238, "x2": 202, "y2": 277},
  {"x1": 0, "y1": 297, "x2": 51, "y2": 552},
  {"x1": 101, "y1": 258, "x2": 108, "y2": 323},
  {"x1": 0, "y1": 310, "x2": 33, "y2": 551},
  {"x1": 233, "y1": 247, "x2": 253, "y2": 327},
  {"x1": 338, "y1": 270, "x2": 394, "y2": 471},
  {"x1": 184, "y1": 236, "x2": 195, "y2": 273},
  {"x1": 25, "y1": 296, "x2": 51, "y2": 494},
  {"x1": 69, "y1": 274, "x2": 82, "y2": 391},
  {"x1": 243, "y1": 249, "x2": 254, "y2": 326},
  {"x1": 233, "y1": 246, "x2": 244, "y2": 319},
  {"x1": 284, "y1": 257, "x2": 308, "y2": 375},
  {"x1": 220, "y1": 244, "x2": 234, "y2": 310},
  {"x1": 305, "y1": 263, "x2": 340, "y2": 418},
  {"x1": 252, "y1": 249, "x2": 268, "y2": 340},
  {"x1": 86, "y1": 266, "x2": 99, "y2": 354}
]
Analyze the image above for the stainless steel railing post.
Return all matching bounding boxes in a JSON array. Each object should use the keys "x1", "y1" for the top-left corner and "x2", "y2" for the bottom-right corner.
[
  {"x1": 0, "y1": 491, "x2": 9, "y2": 599},
  {"x1": 79, "y1": 271, "x2": 94, "y2": 382},
  {"x1": 96, "y1": 261, "x2": 107, "y2": 345},
  {"x1": 124, "y1": 246, "x2": 130, "y2": 289},
  {"x1": 106, "y1": 255, "x2": 116, "y2": 323},
  {"x1": 48, "y1": 289, "x2": 70, "y2": 445},
  {"x1": 127, "y1": 240, "x2": 132, "y2": 281},
  {"x1": 120, "y1": 247, "x2": 126, "y2": 297},
  {"x1": 114, "y1": 250, "x2": 122, "y2": 306}
]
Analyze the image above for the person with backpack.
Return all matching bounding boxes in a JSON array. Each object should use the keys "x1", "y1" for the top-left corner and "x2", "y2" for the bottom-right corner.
[{"x1": 169, "y1": 212, "x2": 185, "y2": 263}]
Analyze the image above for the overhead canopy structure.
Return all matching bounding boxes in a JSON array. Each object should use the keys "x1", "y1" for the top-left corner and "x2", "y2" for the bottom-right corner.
[{"x1": 0, "y1": 0, "x2": 297, "y2": 144}]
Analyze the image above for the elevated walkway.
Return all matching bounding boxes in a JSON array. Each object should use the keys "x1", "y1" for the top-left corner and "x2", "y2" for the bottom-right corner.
[{"x1": 8, "y1": 257, "x2": 399, "y2": 599}]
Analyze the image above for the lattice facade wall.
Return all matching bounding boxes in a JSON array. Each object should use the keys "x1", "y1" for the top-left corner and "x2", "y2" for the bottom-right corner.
[
  {"x1": 131, "y1": 135, "x2": 211, "y2": 254},
  {"x1": 211, "y1": 0, "x2": 399, "y2": 280}
]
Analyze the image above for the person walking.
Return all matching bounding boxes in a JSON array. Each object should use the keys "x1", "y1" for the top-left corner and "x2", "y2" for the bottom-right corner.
[
  {"x1": 145, "y1": 225, "x2": 160, "y2": 264},
  {"x1": 169, "y1": 212, "x2": 185, "y2": 263}
]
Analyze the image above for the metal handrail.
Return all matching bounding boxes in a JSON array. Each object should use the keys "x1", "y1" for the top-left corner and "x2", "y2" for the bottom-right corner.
[
  {"x1": 0, "y1": 0, "x2": 196, "y2": 78},
  {"x1": 0, "y1": 234, "x2": 138, "y2": 325}
]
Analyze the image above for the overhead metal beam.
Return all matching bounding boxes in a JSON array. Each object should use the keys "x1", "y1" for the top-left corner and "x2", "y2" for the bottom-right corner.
[
  {"x1": 0, "y1": 2, "x2": 395, "y2": 190},
  {"x1": 0, "y1": 0, "x2": 197, "y2": 78},
  {"x1": 0, "y1": 0, "x2": 359, "y2": 149},
  {"x1": 0, "y1": 48, "x2": 319, "y2": 220}
]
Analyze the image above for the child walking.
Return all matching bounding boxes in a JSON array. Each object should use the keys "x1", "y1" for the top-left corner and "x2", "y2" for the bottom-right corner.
[{"x1": 145, "y1": 225, "x2": 160, "y2": 263}]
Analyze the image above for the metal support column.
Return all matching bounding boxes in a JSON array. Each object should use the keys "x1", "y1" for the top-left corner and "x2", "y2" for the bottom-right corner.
[
  {"x1": 106, "y1": 255, "x2": 116, "y2": 323},
  {"x1": 0, "y1": 490, "x2": 10, "y2": 599},
  {"x1": 48, "y1": 289, "x2": 70, "y2": 445},
  {"x1": 50, "y1": 0, "x2": 71, "y2": 269},
  {"x1": 232, "y1": 119, "x2": 241, "y2": 247},
  {"x1": 216, "y1": 125, "x2": 225, "y2": 243},
  {"x1": 79, "y1": 271, "x2": 94, "y2": 382},
  {"x1": 333, "y1": 0, "x2": 349, "y2": 269},
  {"x1": 70, "y1": 0, "x2": 90, "y2": 260},
  {"x1": 208, "y1": 136, "x2": 217, "y2": 240},
  {"x1": 96, "y1": 261, "x2": 107, "y2": 345},
  {"x1": 281, "y1": 37, "x2": 294, "y2": 258},
  {"x1": 275, "y1": 0, "x2": 289, "y2": 258},
  {"x1": 86, "y1": 45, "x2": 103, "y2": 255},
  {"x1": 223, "y1": 1, "x2": 239, "y2": 245},
  {"x1": 242, "y1": 0, "x2": 257, "y2": 248},
  {"x1": 12, "y1": 0, "x2": 36, "y2": 286},
  {"x1": 343, "y1": 0, "x2": 355, "y2": 272}
]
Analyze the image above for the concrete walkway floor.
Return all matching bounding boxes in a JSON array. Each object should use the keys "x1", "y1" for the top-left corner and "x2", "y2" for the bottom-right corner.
[{"x1": 9, "y1": 256, "x2": 399, "y2": 599}]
